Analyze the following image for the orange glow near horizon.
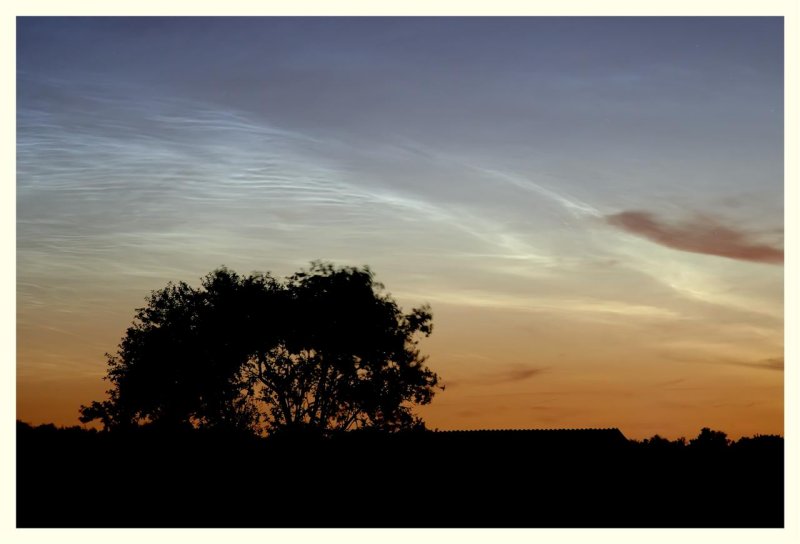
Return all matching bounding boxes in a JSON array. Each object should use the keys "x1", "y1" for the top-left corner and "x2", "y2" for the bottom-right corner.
[{"x1": 17, "y1": 285, "x2": 783, "y2": 441}]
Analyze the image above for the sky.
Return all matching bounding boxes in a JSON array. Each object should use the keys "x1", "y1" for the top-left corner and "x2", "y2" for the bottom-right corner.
[{"x1": 16, "y1": 16, "x2": 784, "y2": 439}]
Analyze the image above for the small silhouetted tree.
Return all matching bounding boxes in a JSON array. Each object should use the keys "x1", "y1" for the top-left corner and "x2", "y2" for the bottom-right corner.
[
  {"x1": 689, "y1": 427, "x2": 731, "y2": 451},
  {"x1": 80, "y1": 262, "x2": 439, "y2": 435}
]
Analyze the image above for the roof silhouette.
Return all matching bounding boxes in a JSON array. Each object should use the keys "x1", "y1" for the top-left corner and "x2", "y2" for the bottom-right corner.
[
  {"x1": 427, "y1": 427, "x2": 630, "y2": 449},
  {"x1": 434, "y1": 427, "x2": 624, "y2": 433}
]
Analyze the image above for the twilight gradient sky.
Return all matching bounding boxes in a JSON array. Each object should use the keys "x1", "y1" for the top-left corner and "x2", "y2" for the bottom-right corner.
[{"x1": 16, "y1": 17, "x2": 784, "y2": 439}]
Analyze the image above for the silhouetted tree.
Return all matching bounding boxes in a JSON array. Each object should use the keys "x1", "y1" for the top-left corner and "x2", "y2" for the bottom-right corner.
[
  {"x1": 248, "y1": 262, "x2": 437, "y2": 433},
  {"x1": 80, "y1": 269, "x2": 266, "y2": 432},
  {"x1": 689, "y1": 427, "x2": 731, "y2": 451},
  {"x1": 80, "y1": 262, "x2": 439, "y2": 435}
]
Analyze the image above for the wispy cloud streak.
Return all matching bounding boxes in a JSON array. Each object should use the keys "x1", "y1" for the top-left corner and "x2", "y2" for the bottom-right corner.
[
  {"x1": 472, "y1": 166, "x2": 602, "y2": 218},
  {"x1": 450, "y1": 366, "x2": 548, "y2": 388},
  {"x1": 729, "y1": 357, "x2": 784, "y2": 372}
]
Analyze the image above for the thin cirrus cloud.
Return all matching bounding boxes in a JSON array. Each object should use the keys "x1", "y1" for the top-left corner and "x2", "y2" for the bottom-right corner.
[
  {"x1": 758, "y1": 357, "x2": 784, "y2": 371},
  {"x1": 605, "y1": 211, "x2": 783, "y2": 265},
  {"x1": 478, "y1": 366, "x2": 549, "y2": 386},
  {"x1": 441, "y1": 366, "x2": 547, "y2": 390},
  {"x1": 733, "y1": 357, "x2": 784, "y2": 372}
]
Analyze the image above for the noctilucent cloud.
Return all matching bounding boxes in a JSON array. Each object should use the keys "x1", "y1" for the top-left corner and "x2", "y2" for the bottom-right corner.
[{"x1": 17, "y1": 17, "x2": 783, "y2": 438}]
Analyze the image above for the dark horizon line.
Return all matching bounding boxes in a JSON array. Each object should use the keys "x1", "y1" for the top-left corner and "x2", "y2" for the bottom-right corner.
[{"x1": 15, "y1": 419, "x2": 785, "y2": 440}]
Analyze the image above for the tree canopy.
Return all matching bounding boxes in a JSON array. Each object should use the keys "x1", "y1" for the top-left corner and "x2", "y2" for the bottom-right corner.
[{"x1": 80, "y1": 262, "x2": 440, "y2": 435}]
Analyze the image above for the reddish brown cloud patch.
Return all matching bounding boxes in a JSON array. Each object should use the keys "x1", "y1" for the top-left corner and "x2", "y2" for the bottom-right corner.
[{"x1": 606, "y1": 211, "x2": 783, "y2": 264}]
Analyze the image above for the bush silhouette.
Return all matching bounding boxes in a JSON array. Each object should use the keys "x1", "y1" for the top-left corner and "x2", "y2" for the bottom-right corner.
[{"x1": 80, "y1": 262, "x2": 439, "y2": 434}]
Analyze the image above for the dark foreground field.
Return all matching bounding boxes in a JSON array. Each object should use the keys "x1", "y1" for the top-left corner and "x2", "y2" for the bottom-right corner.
[{"x1": 17, "y1": 423, "x2": 783, "y2": 528}]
